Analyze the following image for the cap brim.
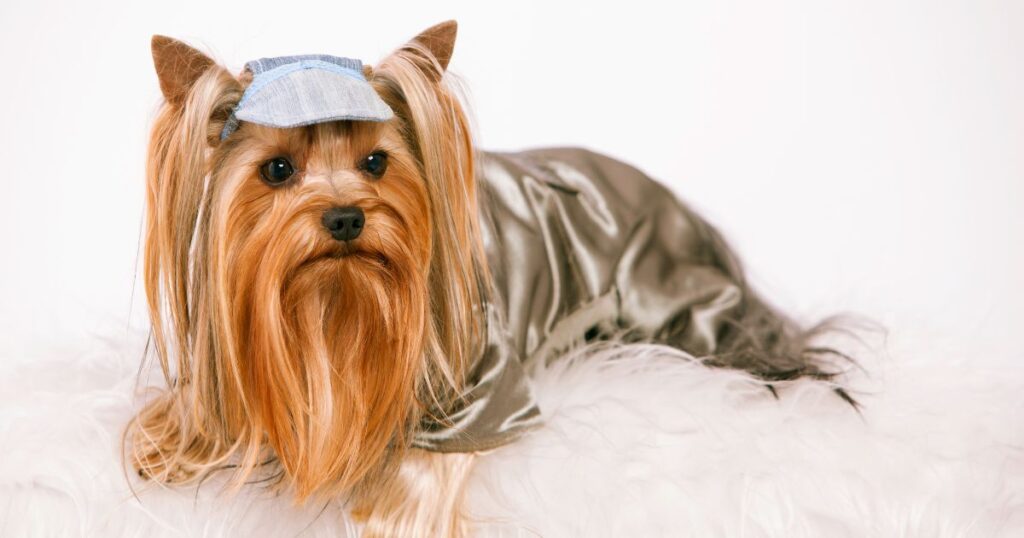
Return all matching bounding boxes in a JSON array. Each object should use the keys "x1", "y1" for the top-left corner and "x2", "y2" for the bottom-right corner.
[{"x1": 234, "y1": 68, "x2": 393, "y2": 128}]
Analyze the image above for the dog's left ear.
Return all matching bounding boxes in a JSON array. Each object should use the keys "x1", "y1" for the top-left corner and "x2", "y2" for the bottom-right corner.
[{"x1": 405, "y1": 20, "x2": 458, "y2": 76}]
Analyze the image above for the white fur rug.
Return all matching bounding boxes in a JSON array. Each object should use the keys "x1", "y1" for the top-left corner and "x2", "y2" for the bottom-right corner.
[{"x1": 2, "y1": 328, "x2": 1022, "y2": 537}]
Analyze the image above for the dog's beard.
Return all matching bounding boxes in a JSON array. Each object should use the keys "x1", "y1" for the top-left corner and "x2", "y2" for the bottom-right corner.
[{"x1": 228, "y1": 212, "x2": 428, "y2": 500}]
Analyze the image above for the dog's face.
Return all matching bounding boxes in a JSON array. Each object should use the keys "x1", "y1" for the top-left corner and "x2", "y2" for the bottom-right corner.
[
  {"x1": 210, "y1": 119, "x2": 432, "y2": 497},
  {"x1": 131, "y1": 22, "x2": 486, "y2": 501},
  {"x1": 221, "y1": 120, "x2": 432, "y2": 276}
]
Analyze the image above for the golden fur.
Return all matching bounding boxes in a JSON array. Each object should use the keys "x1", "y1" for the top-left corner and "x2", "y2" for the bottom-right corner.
[{"x1": 127, "y1": 22, "x2": 484, "y2": 535}]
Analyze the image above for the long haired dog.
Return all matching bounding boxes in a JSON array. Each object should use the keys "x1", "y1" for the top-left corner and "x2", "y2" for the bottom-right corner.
[{"x1": 128, "y1": 21, "x2": 851, "y2": 536}]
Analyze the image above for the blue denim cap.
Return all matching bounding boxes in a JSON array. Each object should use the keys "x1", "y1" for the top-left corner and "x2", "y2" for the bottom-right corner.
[{"x1": 220, "y1": 54, "x2": 393, "y2": 140}]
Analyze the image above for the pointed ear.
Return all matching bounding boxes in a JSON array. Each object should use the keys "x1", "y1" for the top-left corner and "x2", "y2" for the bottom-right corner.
[
  {"x1": 407, "y1": 20, "x2": 458, "y2": 72},
  {"x1": 151, "y1": 35, "x2": 216, "y2": 105}
]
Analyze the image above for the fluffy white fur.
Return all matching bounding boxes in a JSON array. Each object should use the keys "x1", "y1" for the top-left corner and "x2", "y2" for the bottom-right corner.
[{"x1": 2, "y1": 328, "x2": 1022, "y2": 536}]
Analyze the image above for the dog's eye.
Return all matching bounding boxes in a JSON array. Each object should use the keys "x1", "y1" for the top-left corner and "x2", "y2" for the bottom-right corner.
[
  {"x1": 259, "y1": 157, "x2": 295, "y2": 185},
  {"x1": 358, "y1": 151, "x2": 388, "y2": 179}
]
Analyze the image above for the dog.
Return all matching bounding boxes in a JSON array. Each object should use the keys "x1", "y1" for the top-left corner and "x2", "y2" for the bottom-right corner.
[{"x1": 128, "y1": 20, "x2": 849, "y2": 536}]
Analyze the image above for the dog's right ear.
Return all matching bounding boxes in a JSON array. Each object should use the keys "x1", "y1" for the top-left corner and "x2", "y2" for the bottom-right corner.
[{"x1": 152, "y1": 35, "x2": 216, "y2": 106}]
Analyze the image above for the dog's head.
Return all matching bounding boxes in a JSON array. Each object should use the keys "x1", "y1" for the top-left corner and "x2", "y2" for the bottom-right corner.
[{"x1": 128, "y1": 21, "x2": 487, "y2": 501}]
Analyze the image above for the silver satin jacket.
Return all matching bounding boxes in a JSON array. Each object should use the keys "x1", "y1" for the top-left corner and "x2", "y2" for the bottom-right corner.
[{"x1": 413, "y1": 147, "x2": 815, "y2": 453}]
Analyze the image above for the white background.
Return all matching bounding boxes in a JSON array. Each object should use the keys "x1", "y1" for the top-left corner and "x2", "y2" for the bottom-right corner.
[{"x1": 0, "y1": 0, "x2": 1021, "y2": 360}]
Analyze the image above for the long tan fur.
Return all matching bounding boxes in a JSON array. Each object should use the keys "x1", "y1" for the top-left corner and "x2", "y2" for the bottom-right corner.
[{"x1": 127, "y1": 21, "x2": 484, "y2": 535}]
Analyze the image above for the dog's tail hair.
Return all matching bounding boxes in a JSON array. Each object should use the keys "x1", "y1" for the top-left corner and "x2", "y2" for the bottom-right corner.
[{"x1": 700, "y1": 225, "x2": 872, "y2": 407}]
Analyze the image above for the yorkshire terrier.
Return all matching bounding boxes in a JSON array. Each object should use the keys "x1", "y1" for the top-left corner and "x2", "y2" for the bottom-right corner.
[{"x1": 128, "y1": 20, "x2": 848, "y2": 536}]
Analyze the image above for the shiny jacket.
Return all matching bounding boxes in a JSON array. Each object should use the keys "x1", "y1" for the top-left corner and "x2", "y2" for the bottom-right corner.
[{"x1": 413, "y1": 147, "x2": 818, "y2": 452}]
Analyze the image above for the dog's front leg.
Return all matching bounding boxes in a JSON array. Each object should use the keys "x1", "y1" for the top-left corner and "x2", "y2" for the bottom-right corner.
[{"x1": 352, "y1": 450, "x2": 477, "y2": 538}]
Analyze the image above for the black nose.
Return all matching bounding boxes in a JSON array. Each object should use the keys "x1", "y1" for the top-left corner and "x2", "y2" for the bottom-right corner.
[{"x1": 321, "y1": 206, "x2": 365, "y2": 241}]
